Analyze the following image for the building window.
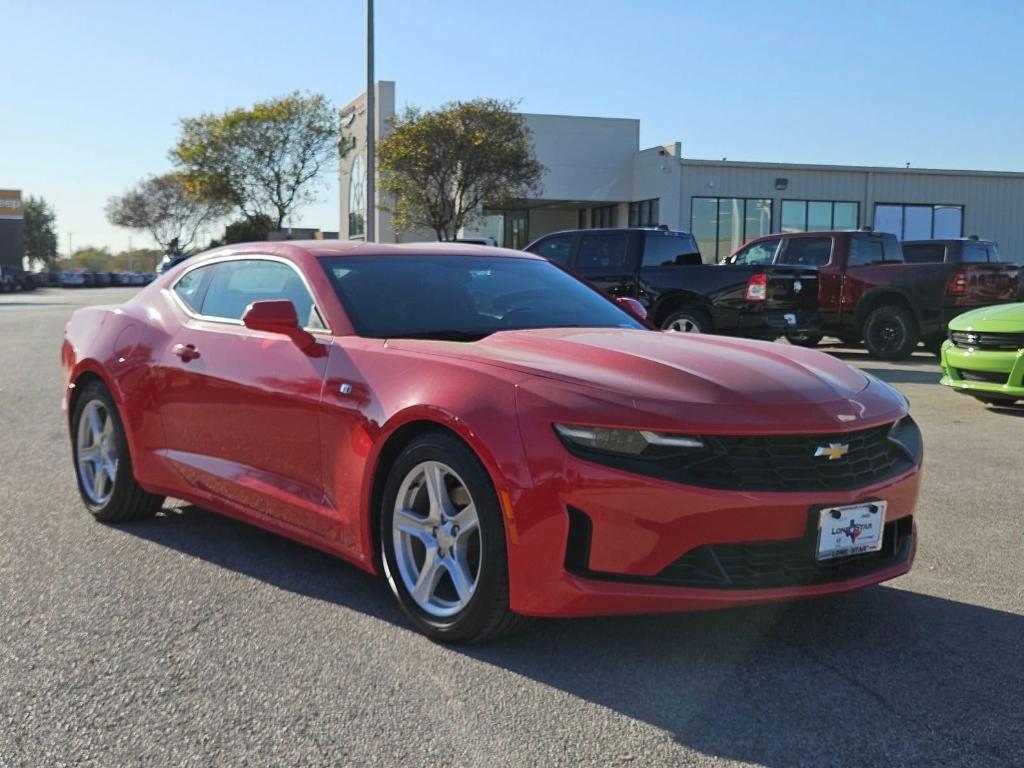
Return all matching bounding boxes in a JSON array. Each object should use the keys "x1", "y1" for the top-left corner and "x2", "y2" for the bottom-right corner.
[
  {"x1": 629, "y1": 199, "x2": 660, "y2": 227},
  {"x1": 690, "y1": 197, "x2": 772, "y2": 262},
  {"x1": 348, "y1": 154, "x2": 366, "y2": 239},
  {"x1": 781, "y1": 200, "x2": 859, "y2": 233},
  {"x1": 874, "y1": 203, "x2": 963, "y2": 239},
  {"x1": 480, "y1": 209, "x2": 529, "y2": 249},
  {"x1": 588, "y1": 205, "x2": 617, "y2": 228}
]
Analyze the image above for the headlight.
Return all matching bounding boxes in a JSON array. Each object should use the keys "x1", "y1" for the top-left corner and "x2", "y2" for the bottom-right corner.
[{"x1": 554, "y1": 424, "x2": 704, "y2": 457}]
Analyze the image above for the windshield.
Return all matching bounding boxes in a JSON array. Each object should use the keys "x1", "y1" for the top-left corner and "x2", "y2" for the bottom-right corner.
[{"x1": 320, "y1": 255, "x2": 645, "y2": 340}]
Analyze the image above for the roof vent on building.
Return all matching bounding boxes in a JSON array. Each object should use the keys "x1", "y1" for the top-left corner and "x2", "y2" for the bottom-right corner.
[
  {"x1": 774, "y1": 178, "x2": 788, "y2": 190},
  {"x1": 657, "y1": 224, "x2": 669, "y2": 231},
  {"x1": 968, "y1": 234, "x2": 979, "y2": 240}
]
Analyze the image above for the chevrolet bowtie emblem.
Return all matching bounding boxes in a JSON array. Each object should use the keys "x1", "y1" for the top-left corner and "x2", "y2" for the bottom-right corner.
[{"x1": 814, "y1": 443, "x2": 849, "y2": 461}]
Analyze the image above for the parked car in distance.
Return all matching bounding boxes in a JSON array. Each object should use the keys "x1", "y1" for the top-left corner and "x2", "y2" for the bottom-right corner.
[
  {"x1": 524, "y1": 227, "x2": 820, "y2": 339},
  {"x1": 727, "y1": 229, "x2": 1020, "y2": 358},
  {"x1": 110, "y1": 272, "x2": 129, "y2": 286},
  {"x1": 455, "y1": 237, "x2": 498, "y2": 246},
  {"x1": 59, "y1": 271, "x2": 86, "y2": 287},
  {"x1": 157, "y1": 252, "x2": 191, "y2": 274},
  {"x1": 92, "y1": 272, "x2": 112, "y2": 287},
  {"x1": 62, "y1": 240, "x2": 920, "y2": 642},
  {"x1": 940, "y1": 302, "x2": 1024, "y2": 406},
  {"x1": 0, "y1": 267, "x2": 17, "y2": 292},
  {"x1": 142, "y1": 272, "x2": 157, "y2": 284}
]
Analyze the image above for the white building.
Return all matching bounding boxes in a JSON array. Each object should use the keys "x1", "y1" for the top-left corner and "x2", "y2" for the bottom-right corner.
[{"x1": 340, "y1": 82, "x2": 1024, "y2": 262}]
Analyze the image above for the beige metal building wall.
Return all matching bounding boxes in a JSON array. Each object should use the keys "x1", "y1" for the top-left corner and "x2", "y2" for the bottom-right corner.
[{"x1": 679, "y1": 159, "x2": 1024, "y2": 260}]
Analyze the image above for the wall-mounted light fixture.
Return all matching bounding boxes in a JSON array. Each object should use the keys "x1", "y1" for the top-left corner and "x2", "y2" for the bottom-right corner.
[{"x1": 774, "y1": 178, "x2": 789, "y2": 190}]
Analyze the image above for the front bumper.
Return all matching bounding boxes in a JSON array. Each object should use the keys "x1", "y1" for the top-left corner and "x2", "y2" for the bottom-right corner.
[
  {"x1": 504, "y1": 452, "x2": 920, "y2": 618},
  {"x1": 939, "y1": 340, "x2": 1024, "y2": 399}
]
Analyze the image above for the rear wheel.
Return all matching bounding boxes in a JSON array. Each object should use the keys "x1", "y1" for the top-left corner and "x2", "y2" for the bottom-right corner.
[
  {"x1": 863, "y1": 305, "x2": 919, "y2": 360},
  {"x1": 71, "y1": 381, "x2": 164, "y2": 522},
  {"x1": 380, "y1": 431, "x2": 526, "y2": 643},
  {"x1": 661, "y1": 308, "x2": 712, "y2": 334}
]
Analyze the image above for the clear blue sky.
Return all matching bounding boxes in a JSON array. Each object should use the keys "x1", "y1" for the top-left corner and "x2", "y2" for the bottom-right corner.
[{"x1": 4, "y1": 0, "x2": 1021, "y2": 252}]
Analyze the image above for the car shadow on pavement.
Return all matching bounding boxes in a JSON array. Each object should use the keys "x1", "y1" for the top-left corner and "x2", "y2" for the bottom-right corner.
[
  {"x1": 823, "y1": 348, "x2": 942, "y2": 368},
  {"x1": 860, "y1": 367, "x2": 943, "y2": 386},
  {"x1": 121, "y1": 503, "x2": 1024, "y2": 767}
]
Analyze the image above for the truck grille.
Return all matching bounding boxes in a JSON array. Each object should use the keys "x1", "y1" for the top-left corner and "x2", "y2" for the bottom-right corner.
[
  {"x1": 950, "y1": 330, "x2": 1024, "y2": 351},
  {"x1": 653, "y1": 516, "x2": 913, "y2": 589}
]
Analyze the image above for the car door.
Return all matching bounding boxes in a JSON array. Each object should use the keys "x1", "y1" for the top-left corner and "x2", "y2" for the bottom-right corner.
[
  {"x1": 572, "y1": 231, "x2": 637, "y2": 297},
  {"x1": 778, "y1": 235, "x2": 839, "y2": 321},
  {"x1": 157, "y1": 256, "x2": 333, "y2": 534}
]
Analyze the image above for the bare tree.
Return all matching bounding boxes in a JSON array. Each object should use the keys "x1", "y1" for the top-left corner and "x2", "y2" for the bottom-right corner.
[{"x1": 106, "y1": 173, "x2": 226, "y2": 251}]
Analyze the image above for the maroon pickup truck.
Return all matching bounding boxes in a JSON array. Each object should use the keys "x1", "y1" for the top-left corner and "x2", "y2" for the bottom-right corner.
[{"x1": 726, "y1": 229, "x2": 1020, "y2": 359}]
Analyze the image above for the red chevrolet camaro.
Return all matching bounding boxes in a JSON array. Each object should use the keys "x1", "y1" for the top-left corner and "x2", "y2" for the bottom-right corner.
[{"x1": 62, "y1": 241, "x2": 922, "y2": 642}]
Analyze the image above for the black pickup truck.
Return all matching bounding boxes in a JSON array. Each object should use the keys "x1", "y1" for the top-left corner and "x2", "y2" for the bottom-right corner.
[{"x1": 524, "y1": 227, "x2": 819, "y2": 339}]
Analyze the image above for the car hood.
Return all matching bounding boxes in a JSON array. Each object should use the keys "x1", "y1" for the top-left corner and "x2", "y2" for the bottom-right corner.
[
  {"x1": 948, "y1": 302, "x2": 1024, "y2": 330},
  {"x1": 389, "y1": 328, "x2": 871, "y2": 406}
]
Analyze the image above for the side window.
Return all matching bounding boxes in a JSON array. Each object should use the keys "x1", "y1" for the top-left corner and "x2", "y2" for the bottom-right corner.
[
  {"x1": 528, "y1": 234, "x2": 574, "y2": 266},
  {"x1": 642, "y1": 233, "x2": 702, "y2": 267},
  {"x1": 779, "y1": 237, "x2": 833, "y2": 267},
  {"x1": 200, "y1": 259, "x2": 321, "y2": 327},
  {"x1": 576, "y1": 232, "x2": 630, "y2": 274},
  {"x1": 732, "y1": 239, "x2": 780, "y2": 266},
  {"x1": 173, "y1": 265, "x2": 214, "y2": 312},
  {"x1": 903, "y1": 244, "x2": 946, "y2": 263},
  {"x1": 848, "y1": 239, "x2": 884, "y2": 267},
  {"x1": 961, "y1": 243, "x2": 990, "y2": 263}
]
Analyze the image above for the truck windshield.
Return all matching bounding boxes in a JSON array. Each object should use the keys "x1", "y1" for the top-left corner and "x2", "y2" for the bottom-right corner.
[{"x1": 320, "y1": 255, "x2": 645, "y2": 340}]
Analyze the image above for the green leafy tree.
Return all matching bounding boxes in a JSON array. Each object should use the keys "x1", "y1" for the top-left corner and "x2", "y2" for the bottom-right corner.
[
  {"x1": 23, "y1": 195, "x2": 59, "y2": 268},
  {"x1": 172, "y1": 91, "x2": 343, "y2": 229},
  {"x1": 106, "y1": 172, "x2": 225, "y2": 251},
  {"x1": 377, "y1": 98, "x2": 544, "y2": 241}
]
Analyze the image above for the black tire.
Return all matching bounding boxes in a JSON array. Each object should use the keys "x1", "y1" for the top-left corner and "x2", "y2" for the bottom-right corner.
[
  {"x1": 787, "y1": 332, "x2": 823, "y2": 348},
  {"x1": 71, "y1": 380, "x2": 164, "y2": 522},
  {"x1": 661, "y1": 308, "x2": 713, "y2": 334},
  {"x1": 863, "y1": 305, "x2": 920, "y2": 360},
  {"x1": 379, "y1": 431, "x2": 527, "y2": 643}
]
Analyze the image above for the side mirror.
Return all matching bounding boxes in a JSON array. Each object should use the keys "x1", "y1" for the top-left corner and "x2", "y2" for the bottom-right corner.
[
  {"x1": 242, "y1": 300, "x2": 316, "y2": 349},
  {"x1": 616, "y1": 296, "x2": 648, "y2": 320}
]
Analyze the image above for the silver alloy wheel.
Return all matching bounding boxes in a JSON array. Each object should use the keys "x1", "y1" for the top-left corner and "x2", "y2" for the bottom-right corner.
[
  {"x1": 667, "y1": 317, "x2": 702, "y2": 333},
  {"x1": 392, "y1": 460, "x2": 481, "y2": 618},
  {"x1": 76, "y1": 400, "x2": 118, "y2": 505}
]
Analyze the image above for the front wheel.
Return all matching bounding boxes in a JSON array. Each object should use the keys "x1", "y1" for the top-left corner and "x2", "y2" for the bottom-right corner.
[
  {"x1": 863, "y1": 305, "x2": 919, "y2": 360},
  {"x1": 380, "y1": 431, "x2": 525, "y2": 643},
  {"x1": 71, "y1": 381, "x2": 164, "y2": 522}
]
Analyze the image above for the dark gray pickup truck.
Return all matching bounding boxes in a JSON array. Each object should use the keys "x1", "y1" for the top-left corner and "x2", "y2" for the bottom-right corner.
[{"x1": 524, "y1": 227, "x2": 819, "y2": 339}]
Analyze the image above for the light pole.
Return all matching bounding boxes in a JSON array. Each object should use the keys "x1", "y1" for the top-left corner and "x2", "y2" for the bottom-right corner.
[{"x1": 365, "y1": 0, "x2": 376, "y2": 243}]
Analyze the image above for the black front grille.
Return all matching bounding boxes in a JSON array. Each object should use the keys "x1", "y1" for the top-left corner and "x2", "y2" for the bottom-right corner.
[
  {"x1": 681, "y1": 424, "x2": 912, "y2": 493},
  {"x1": 652, "y1": 516, "x2": 913, "y2": 590},
  {"x1": 951, "y1": 330, "x2": 1024, "y2": 351},
  {"x1": 958, "y1": 369, "x2": 1009, "y2": 384},
  {"x1": 561, "y1": 420, "x2": 920, "y2": 493}
]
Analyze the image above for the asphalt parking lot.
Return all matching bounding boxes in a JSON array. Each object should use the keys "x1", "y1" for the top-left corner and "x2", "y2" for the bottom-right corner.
[{"x1": 1, "y1": 287, "x2": 1021, "y2": 768}]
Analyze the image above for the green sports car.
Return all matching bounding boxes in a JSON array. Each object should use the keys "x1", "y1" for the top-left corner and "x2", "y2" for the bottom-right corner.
[{"x1": 940, "y1": 303, "x2": 1024, "y2": 405}]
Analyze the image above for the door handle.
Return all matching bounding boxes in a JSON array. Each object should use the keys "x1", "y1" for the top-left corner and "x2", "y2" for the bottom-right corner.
[{"x1": 172, "y1": 343, "x2": 201, "y2": 362}]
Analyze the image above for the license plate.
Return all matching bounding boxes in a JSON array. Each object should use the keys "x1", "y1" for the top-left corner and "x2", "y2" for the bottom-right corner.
[{"x1": 815, "y1": 501, "x2": 886, "y2": 561}]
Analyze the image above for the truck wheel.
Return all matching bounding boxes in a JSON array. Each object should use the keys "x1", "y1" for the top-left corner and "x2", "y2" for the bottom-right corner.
[
  {"x1": 863, "y1": 305, "x2": 919, "y2": 360},
  {"x1": 662, "y1": 308, "x2": 712, "y2": 334},
  {"x1": 787, "y1": 332, "x2": 823, "y2": 348}
]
